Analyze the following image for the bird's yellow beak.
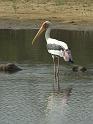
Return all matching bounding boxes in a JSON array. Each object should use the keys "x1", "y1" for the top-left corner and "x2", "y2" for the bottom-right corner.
[{"x1": 32, "y1": 26, "x2": 45, "y2": 45}]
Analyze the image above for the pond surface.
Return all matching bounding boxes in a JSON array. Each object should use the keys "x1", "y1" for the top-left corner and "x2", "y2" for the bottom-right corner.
[{"x1": 0, "y1": 28, "x2": 93, "y2": 124}]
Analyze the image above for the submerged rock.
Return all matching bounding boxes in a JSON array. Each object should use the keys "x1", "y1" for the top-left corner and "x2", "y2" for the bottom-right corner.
[
  {"x1": 72, "y1": 65, "x2": 87, "y2": 72},
  {"x1": 0, "y1": 63, "x2": 22, "y2": 73}
]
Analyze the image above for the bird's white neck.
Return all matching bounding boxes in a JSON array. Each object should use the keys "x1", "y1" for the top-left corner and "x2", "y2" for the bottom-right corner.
[{"x1": 45, "y1": 27, "x2": 51, "y2": 42}]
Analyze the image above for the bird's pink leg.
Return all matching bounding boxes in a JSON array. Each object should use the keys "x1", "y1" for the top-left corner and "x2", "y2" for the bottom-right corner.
[
  {"x1": 56, "y1": 57, "x2": 60, "y2": 91},
  {"x1": 53, "y1": 56, "x2": 57, "y2": 89}
]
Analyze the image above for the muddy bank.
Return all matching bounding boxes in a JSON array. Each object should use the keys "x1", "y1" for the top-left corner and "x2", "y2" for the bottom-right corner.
[
  {"x1": 0, "y1": 0, "x2": 93, "y2": 30},
  {"x1": 0, "y1": 19, "x2": 93, "y2": 30}
]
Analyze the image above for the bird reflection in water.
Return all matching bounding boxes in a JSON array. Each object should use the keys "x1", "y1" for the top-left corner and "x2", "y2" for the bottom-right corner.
[{"x1": 45, "y1": 88, "x2": 72, "y2": 124}]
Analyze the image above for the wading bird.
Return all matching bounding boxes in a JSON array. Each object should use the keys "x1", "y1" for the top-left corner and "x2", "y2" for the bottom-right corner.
[{"x1": 32, "y1": 21, "x2": 73, "y2": 90}]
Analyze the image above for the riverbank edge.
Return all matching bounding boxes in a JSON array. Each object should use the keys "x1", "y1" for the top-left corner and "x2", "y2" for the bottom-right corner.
[{"x1": 0, "y1": 18, "x2": 93, "y2": 31}]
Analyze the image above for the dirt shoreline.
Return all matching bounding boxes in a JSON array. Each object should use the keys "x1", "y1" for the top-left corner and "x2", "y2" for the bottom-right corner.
[
  {"x1": 0, "y1": 1, "x2": 93, "y2": 30},
  {"x1": 0, "y1": 19, "x2": 93, "y2": 31}
]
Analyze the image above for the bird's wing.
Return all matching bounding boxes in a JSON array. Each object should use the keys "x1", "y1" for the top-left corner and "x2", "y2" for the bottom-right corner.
[{"x1": 47, "y1": 38, "x2": 68, "y2": 50}]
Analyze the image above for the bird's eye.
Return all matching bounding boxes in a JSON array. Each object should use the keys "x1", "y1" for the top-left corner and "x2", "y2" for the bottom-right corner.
[{"x1": 44, "y1": 23, "x2": 49, "y2": 29}]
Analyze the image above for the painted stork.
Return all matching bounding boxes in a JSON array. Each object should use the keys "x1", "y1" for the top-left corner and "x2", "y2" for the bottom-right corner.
[{"x1": 32, "y1": 21, "x2": 73, "y2": 90}]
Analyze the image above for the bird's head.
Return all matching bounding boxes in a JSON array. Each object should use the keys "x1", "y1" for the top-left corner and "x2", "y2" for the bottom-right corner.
[
  {"x1": 32, "y1": 21, "x2": 52, "y2": 45},
  {"x1": 63, "y1": 49, "x2": 74, "y2": 64}
]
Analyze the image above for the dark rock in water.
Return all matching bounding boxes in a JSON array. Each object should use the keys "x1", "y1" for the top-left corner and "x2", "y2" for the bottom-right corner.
[
  {"x1": 72, "y1": 65, "x2": 87, "y2": 72},
  {"x1": 0, "y1": 63, "x2": 22, "y2": 73}
]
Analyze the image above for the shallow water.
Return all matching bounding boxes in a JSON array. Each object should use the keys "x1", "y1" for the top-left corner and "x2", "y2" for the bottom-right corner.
[{"x1": 0, "y1": 29, "x2": 93, "y2": 124}]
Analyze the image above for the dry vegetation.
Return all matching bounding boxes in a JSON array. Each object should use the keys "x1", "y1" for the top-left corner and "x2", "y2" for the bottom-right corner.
[{"x1": 0, "y1": 0, "x2": 93, "y2": 25}]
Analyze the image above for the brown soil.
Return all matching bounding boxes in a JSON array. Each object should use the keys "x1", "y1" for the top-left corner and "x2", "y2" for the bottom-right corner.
[{"x1": 0, "y1": 0, "x2": 93, "y2": 29}]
